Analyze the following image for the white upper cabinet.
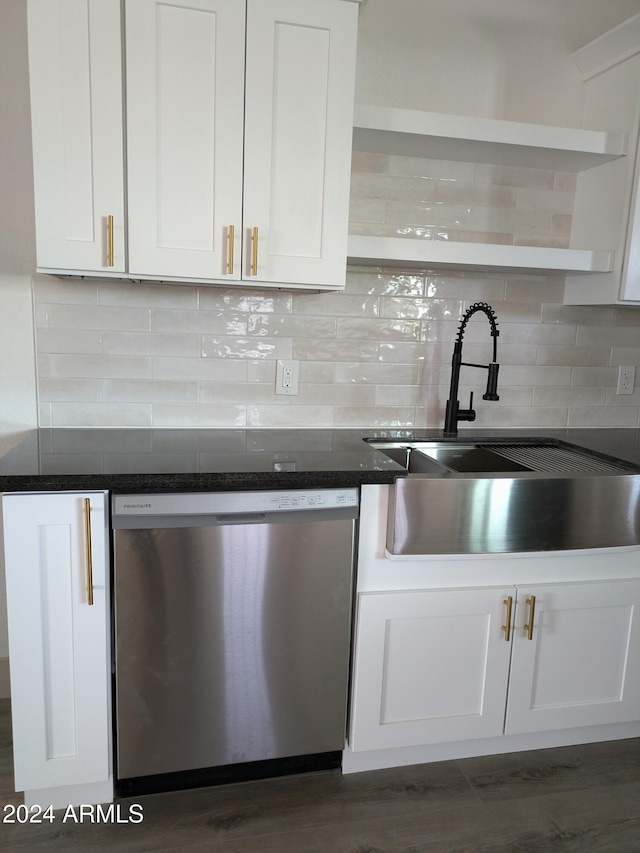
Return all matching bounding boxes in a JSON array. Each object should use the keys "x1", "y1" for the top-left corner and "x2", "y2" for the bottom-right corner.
[
  {"x1": 28, "y1": 0, "x2": 359, "y2": 290},
  {"x1": 564, "y1": 49, "x2": 640, "y2": 305},
  {"x1": 125, "y1": 0, "x2": 245, "y2": 281},
  {"x1": 27, "y1": 0, "x2": 125, "y2": 275},
  {"x1": 242, "y1": 0, "x2": 357, "y2": 287}
]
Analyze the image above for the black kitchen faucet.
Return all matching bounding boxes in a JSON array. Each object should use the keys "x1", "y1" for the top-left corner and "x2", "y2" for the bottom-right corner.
[{"x1": 443, "y1": 302, "x2": 500, "y2": 437}]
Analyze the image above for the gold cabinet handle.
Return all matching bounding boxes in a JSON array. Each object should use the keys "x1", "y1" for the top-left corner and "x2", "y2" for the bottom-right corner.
[
  {"x1": 107, "y1": 215, "x2": 115, "y2": 267},
  {"x1": 83, "y1": 498, "x2": 94, "y2": 606},
  {"x1": 226, "y1": 224, "x2": 235, "y2": 275},
  {"x1": 251, "y1": 226, "x2": 258, "y2": 275},
  {"x1": 524, "y1": 594, "x2": 536, "y2": 640},
  {"x1": 501, "y1": 595, "x2": 513, "y2": 642}
]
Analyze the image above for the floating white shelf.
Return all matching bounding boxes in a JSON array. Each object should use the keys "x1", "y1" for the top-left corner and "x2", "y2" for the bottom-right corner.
[
  {"x1": 352, "y1": 104, "x2": 627, "y2": 172},
  {"x1": 347, "y1": 236, "x2": 614, "y2": 276}
]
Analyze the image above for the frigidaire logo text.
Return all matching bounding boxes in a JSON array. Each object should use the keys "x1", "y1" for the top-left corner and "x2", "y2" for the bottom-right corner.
[{"x1": 123, "y1": 503, "x2": 152, "y2": 509}]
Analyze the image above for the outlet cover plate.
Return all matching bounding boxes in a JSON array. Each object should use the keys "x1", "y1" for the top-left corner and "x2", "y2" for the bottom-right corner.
[
  {"x1": 275, "y1": 359, "x2": 299, "y2": 395},
  {"x1": 617, "y1": 365, "x2": 635, "y2": 395}
]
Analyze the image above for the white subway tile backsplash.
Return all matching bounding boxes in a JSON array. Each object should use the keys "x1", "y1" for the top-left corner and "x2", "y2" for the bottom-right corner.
[
  {"x1": 50, "y1": 402, "x2": 152, "y2": 427},
  {"x1": 533, "y1": 386, "x2": 606, "y2": 407},
  {"x1": 152, "y1": 404, "x2": 246, "y2": 428},
  {"x1": 103, "y1": 380, "x2": 198, "y2": 403},
  {"x1": 31, "y1": 256, "x2": 640, "y2": 429},
  {"x1": 335, "y1": 362, "x2": 418, "y2": 385},
  {"x1": 292, "y1": 293, "x2": 379, "y2": 317},
  {"x1": 333, "y1": 406, "x2": 417, "y2": 427},
  {"x1": 516, "y1": 187, "x2": 574, "y2": 215},
  {"x1": 389, "y1": 157, "x2": 474, "y2": 182},
  {"x1": 351, "y1": 151, "x2": 389, "y2": 174},
  {"x1": 33, "y1": 275, "x2": 98, "y2": 304},
  {"x1": 201, "y1": 336, "x2": 293, "y2": 360},
  {"x1": 435, "y1": 182, "x2": 517, "y2": 208},
  {"x1": 247, "y1": 405, "x2": 333, "y2": 428},
  {"x1": 505, "y1": 279, "x2": 564, "y2": 303},
  {"x1": 98, "y1": 281, "x2": 197, "y2": 309},
  {"x1": 346, "y1": 270, "x2": 425, "y2": 296},
  {"x1": 568, "y1": 407, "x2": 639, "y2": 427},
  {"x1": 351, "y1": 153, "x2": 576, "y2": 250},
  {"x1": 577, "y1": 325, "x2": 640, "y2": 347},
  {"x1": 151, "y1": 357, "x2": 246, "y2": 382},
  {"x1": 46, "y1": 354, "x2": 151, "y2": 380},
  {"x1": 472, "y1": 164, "x2": 555, "y2": 190},
  {"x1": 293, "y1": 338, "x2": 378, "y2": 362},
  {"x1": 38, "y1": 379, "x2": 103, "y2": 402},
  {"x1": 199, "y1": 290, "x2": 293, "y2": 313},
  {"x1": 102, "y1": 332, "x2": 200, "y2": 357},
  {"x1": 380, "y1": 297, "x2": 456, "y2": 320},
  {"x1": 536, "y1": 346, "x2": 610, "y2": 367},
  {"x1": 37, "y1": 328, "x2": 103, "y2": 354},
  {"x1": 571, "y1": 367, "x2": 618, "y2": 387},
  {"x1": 44, "y1": 304, "x2": 151, "y2": 331},
  {"x1": 351, "y1": 173, "x2": 436, "y2": 202},
  {"x1": 337, "y1": 318, "x2": 422, "y2": 341}
]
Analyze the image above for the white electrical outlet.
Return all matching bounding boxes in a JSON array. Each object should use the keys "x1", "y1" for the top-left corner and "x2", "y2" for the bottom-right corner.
[
  {"x1": 617, "y1": 365, "x2": 636, "y2": 395},
  {"x1": 275, "y1": 359, "x2": 299, "y2": 395}
]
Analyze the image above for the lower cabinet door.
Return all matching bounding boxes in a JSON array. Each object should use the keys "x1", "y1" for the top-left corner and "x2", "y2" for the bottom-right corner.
[
  {"x1": 505, "y1": 579, "x2": 640, "y2": 735},
  {"x1": 3, "y1": 492, "x2": 111, "y2": 793},
  {"x1": 349, "y1": 587, "x2": 515, "y2": 751}
]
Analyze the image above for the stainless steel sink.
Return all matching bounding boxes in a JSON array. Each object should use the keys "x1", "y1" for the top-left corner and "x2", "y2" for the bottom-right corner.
[
  {"x1": 368, "y1": 438, "x2": 634, "y2": 475},
  {"x1": 366, "y1": 438, "x2": 640, "y2": 555}
]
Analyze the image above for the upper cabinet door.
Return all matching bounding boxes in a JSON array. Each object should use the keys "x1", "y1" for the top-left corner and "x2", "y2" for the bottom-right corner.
[
  {"x1": 125, "y1": 0, "x2": 245, "y2": 280},
  {"x1": 28, "y1": 0, "x2": 125, "y2": 274},
  {"x1": 243, "y1": 0, "x2": 358, "y2": 287}
]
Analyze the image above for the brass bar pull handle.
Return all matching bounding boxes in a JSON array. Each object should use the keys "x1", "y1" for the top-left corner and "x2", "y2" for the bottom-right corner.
[
  {"x1": 107, "y1": 215, "x2": 114, "y2": 267},
  {"x1": 501, "y1": 596, "x2": 513, "y2": 642},
  {"x1": 524, "y1": 595, "x2": 536, "y2": 640},
  {"x1": 226, "y1": 225, "x2": 235, "y2": 275},
  {"x1": 251, "y1": 226, "x2": 258, "y2": 276},
  {"x1": 83, "y1": 498, "x2": 94, "y2": 606}
]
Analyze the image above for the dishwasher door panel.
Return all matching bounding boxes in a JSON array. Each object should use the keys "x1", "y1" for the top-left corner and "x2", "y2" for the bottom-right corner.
[{"x1": 114, "y1": 517, "x2": 355, "y2": 779}]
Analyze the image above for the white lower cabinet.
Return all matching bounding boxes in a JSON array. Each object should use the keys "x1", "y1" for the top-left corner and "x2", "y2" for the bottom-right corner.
[
  {"x1": 2, "y1": 492, "x2": 112, "y2": 808},
  {"x1": 349, "y1": 587, "x2": 514, "y2": 751},
  {"x1": 505, "y1": 580, "x2": 640, "y2": 734},
  {"x1": 350, "y1": 579, "x2": 640, "y2": 753}
]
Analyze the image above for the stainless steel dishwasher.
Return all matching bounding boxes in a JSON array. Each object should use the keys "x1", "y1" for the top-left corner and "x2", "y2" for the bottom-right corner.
[{"x1": 111, "y1": 488, "x2": 358, "y2": 795}]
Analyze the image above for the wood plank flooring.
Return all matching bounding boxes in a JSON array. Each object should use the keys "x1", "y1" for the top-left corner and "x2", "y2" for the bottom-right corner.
[{"x1": 1, "y1": 699, "x2": 639, "y2": 851}]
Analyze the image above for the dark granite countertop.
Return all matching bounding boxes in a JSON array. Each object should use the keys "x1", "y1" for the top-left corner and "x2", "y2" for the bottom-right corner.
[{"x1": 1, "y1": 427, "x2": 640, "y2": 493}]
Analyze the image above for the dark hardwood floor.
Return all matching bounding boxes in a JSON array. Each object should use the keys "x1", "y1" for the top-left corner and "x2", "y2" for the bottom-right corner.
[{"x1": 1, "y1": 699, "x2": 639, "y2": 851}]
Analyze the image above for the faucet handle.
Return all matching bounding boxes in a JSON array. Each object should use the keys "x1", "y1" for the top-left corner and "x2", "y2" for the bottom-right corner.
[{"x1": 458, "y1": 391, "x2": 476, "y2": 423}]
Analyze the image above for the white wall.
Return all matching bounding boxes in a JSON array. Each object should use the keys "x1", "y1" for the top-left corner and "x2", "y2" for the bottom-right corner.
[
  {"x1": 355, "y1": 0, "x2": 640, "y2": 125},
  {"x1": 0, "y1": 0, "x2": 37, "y2": 671}
]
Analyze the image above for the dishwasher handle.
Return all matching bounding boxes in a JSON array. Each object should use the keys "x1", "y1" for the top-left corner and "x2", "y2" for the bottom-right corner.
[
  {"x1": 112, "y1": 506, "x2": 358, "y2": 530},
  {"x1": 215, "y1": 513, "x2": 267, "y2": 525}
]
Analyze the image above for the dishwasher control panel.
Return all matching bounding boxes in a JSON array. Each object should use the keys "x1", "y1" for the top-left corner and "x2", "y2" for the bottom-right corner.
[{"x1": 113, "y1": 488, "x2": 359, "y2": 518}]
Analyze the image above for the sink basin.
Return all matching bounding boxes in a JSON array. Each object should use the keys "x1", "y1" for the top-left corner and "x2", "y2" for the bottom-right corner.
[
  {"x1": 365, "y1": 437, "x2": 640, "y2": 555},
  {"x1": 368, "y1": 438, "x2": 634, "y2": 475}
]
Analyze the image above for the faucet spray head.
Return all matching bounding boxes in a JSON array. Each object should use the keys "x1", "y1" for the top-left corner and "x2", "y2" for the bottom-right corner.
[{"x1": 483, "y1": 362, "x2": 500, "y2": 401}]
